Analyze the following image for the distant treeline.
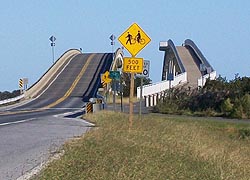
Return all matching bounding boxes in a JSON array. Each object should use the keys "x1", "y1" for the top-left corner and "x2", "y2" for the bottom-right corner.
[{"x1": 0, "y1": 90, "x2": 20, "y2": 100}]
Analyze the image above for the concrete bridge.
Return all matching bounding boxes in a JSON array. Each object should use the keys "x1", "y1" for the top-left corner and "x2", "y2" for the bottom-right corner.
[{"x1": 137, "y1": 39, "x2": 216, "y2": 107}]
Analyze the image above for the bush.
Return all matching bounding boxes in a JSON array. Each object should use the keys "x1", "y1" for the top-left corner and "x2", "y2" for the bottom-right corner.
[
  {"x1": 154, "y1": 77, "x2": 250, "y2": 119},
  {"x1": 230, "y1": 99, "x2": 244, "y2": 119},
  {"x1": 241, "y1": 94, "x2": 250, "y2": 118},
  {"x1": 154, "y1": 99, "x2": 179, "y2": 114},
  {"x1": 220, "y1": 98, "x2": 233, "y2": 116}
]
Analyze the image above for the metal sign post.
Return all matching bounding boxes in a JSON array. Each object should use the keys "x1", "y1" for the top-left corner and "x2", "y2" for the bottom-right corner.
[
  {"x1": 49, "y1": 36, "x2": 56, "y2": 64},
  {"x1": 113, "y1": 80, "x2": 116, "y2": 111},
  {"x1": 137, "y1": 60, "x2": 150, "y2": 118},
  {"x1": 139, "y1": 76, "x2": 143, "y2": 118},
  {"x1": 110, "y1": 34, "x2": 116, "y2": 60},
  {"x1": 23, "y1": 78, "x2": 28, "y2": 90},
  {"x1": 120, "y1": 76, "x2": 123, "y2": 112},
  {"x1": 129, "y1": 72, "x2": 135, "y2": 126},
  {"x1": 110, "y1": 71, "x2": 121, "y2": 111}
]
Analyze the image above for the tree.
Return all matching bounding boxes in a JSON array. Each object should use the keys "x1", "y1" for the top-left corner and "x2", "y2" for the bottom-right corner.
[
  {"x1": 122, "y1": 73, "x2": 152, "y2": 97},
  {"x1": 0, "y1": 90, "x2": 20, "y2": 100}
]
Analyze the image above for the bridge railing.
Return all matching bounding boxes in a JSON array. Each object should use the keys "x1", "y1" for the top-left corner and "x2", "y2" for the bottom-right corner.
[
  {"x1": 0, "y1": 94, "x2": 24, "y2": 106},
  {"x1": 198, "y1": 71, "x2": 217, "y2": 87},
  {"x1": 137, "y1": 72, "x2": 187, "y2": 98}
]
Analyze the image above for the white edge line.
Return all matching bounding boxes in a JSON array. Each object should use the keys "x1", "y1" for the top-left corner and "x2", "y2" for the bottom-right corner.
[
  {"x1": 0, "y1": 118, "x2": 36, "y2": 126},
  {"x1": 53, "y1": 108, "x2": 95, "y2": 127}
]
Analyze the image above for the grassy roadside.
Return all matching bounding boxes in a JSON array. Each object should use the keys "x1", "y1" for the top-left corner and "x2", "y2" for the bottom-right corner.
[{"x1": 34, "y1": 112, "x2": 250, "y2": 179}]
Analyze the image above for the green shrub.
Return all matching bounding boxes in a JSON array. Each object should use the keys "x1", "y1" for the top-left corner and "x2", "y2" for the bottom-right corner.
[
  {"x1": 241, "y1": 94, "x2": 250, "y2": 118},
  {"x1": 154, "y1": 100, "x2": 179, "y2": 114},
  {"x1": 220, "y1": 98, "x2": 233, "y2": 116},
  {"x1": 230, "y1": 100, "x2": 243, "y2": 119},
  {"x1": 153, "y1": 77, "x2": 250, "y2": 119}
]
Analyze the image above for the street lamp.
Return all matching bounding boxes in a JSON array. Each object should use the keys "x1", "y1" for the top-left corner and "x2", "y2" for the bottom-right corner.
[{"x1": 49, "y1": 36, "x2": 56, "y2": 64}]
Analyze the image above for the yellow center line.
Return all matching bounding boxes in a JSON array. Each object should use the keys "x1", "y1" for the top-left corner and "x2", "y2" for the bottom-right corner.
[
  {"x1": 0, "y1": 53, "x2": 95, "y2": 116},
  {"x1": 43, "y1": 53, "x2": 95, "y2": 109}
]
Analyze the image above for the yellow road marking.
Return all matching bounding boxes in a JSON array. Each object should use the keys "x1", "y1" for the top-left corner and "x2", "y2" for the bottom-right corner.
[
  {"x1": 43, "y1": 53, "x2": 95, "y2": 109},
  {"x1": 0, "y1": 53, "x2": 95, "y2": 116}
]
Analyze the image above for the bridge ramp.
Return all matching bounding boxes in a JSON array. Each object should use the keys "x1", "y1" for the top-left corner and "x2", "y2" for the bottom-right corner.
[{"x1": 176, "y1": 46, "x2": 201, "y2": 88}]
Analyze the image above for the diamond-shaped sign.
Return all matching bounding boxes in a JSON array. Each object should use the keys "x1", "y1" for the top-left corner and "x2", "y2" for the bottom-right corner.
[
  {"x1": 118, "y1": 23, "x2": 151, "y2": 57},
  {"x1": 101, "y1": 71, "x2": 112, "y2": 83},
  {"x1": 49, "y1": 36, "x2": 56, "y2": 42}
]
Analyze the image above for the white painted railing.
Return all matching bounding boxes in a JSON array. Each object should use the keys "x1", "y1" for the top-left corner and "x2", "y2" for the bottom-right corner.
[
  {"x1": 198, "y1": 71, "x2": 216, "y2": 87},
  {"x1": 137, "y1": 72, "x2": 187, "y2": 98},
  {"x1": 0, "y1": 94, "x2": 24, "y2": 105}
]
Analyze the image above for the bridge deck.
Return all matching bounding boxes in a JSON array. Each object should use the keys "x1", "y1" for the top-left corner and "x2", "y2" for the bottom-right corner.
[{"x1": 176, "y1": 46, "x2": 201, "y2": 88}]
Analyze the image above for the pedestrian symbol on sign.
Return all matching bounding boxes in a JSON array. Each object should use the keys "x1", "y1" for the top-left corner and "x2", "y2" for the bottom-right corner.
[
  {"x1": 118, "y1": 23, "x2": 151, "y2": 57},
  {"x1": 125, "y1": 31, "x2": 145, "y2": 46},
  {"x1": 126, "y1": 32, "x2": 132, "y2": 45}
]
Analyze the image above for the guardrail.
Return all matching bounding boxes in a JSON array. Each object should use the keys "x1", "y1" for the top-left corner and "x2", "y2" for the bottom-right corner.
[
  {"x1": 137, "y1": 72, "x2": 187, "y2": 98},
  {"x1": 0, "y1": 94, "x2": 24, "y2": 106}
]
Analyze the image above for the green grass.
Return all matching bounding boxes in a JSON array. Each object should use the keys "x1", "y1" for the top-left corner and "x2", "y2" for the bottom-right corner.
[{"x1": 34, "y1": 112, "x2": 250, "y2": 180}]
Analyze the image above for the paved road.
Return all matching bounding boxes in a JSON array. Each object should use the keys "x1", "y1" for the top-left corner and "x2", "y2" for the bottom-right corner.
[
  {"x1": 0, "y1": 116, "x2": 92, "y2": 180},
  {"x1": 0, "y1": 53, "x2": 113, "y2": 179}
]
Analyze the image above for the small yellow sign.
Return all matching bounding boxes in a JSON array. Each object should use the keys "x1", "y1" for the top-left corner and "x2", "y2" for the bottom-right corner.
[
  {"x1": 101, "y1": 71, "x2": 112, "y2": 83},
  {"x1": 118, "y1": 23, "x2": 151, "y2": 57},
  {"x1": 123, "y1": 57, "x2": 144, "y2": 73}
]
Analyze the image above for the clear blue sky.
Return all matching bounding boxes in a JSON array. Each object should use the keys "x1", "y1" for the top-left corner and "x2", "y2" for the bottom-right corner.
[{"x1": 1, "y1": 0, "x2": 250, "y2": 91}]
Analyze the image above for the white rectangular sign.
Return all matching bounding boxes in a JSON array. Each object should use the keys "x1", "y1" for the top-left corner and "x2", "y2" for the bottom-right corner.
[{"x1": 137, "y1": 60, "x2": 150, "y2": 77}]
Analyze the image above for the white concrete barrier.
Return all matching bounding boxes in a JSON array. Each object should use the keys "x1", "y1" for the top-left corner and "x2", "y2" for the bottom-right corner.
[
  {"x1": 198, "y1": 71, "x2": 217, "y2": 87},
  {"x1": 0, "y1": 94, "x2": 24, "y2": 105},
  {"x1": 137, "y1": 72, "x2": 187, "y2": 98}
]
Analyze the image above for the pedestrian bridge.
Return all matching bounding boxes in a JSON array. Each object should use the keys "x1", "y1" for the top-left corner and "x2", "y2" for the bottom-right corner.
[{"x1": 137, "y1": 39, "x2": 216, "y2": 107}]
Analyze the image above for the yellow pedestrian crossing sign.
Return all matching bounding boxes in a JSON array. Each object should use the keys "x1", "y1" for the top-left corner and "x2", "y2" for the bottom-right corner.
[{"x1": 118, "y1": 23, "x2": 151, "y2": 57}]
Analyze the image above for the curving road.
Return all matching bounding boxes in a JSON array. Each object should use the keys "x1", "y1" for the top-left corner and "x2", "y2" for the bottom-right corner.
[{"x1": 0, "y1": 52, "x2": 113, "y2": 179}]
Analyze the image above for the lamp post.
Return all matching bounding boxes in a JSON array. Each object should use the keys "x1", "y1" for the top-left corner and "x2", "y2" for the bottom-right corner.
[{"x1": 49, "y1": 36, "x2": 56, "y2": 64}]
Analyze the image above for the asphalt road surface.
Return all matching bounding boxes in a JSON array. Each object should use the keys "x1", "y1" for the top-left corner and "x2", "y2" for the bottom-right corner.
[
  {"x1": 0, "y1": 115, "x2": 92, "y2": 180},
  {"x1": 0, "y1": 53, "x2": 113, "y2": 179}
]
